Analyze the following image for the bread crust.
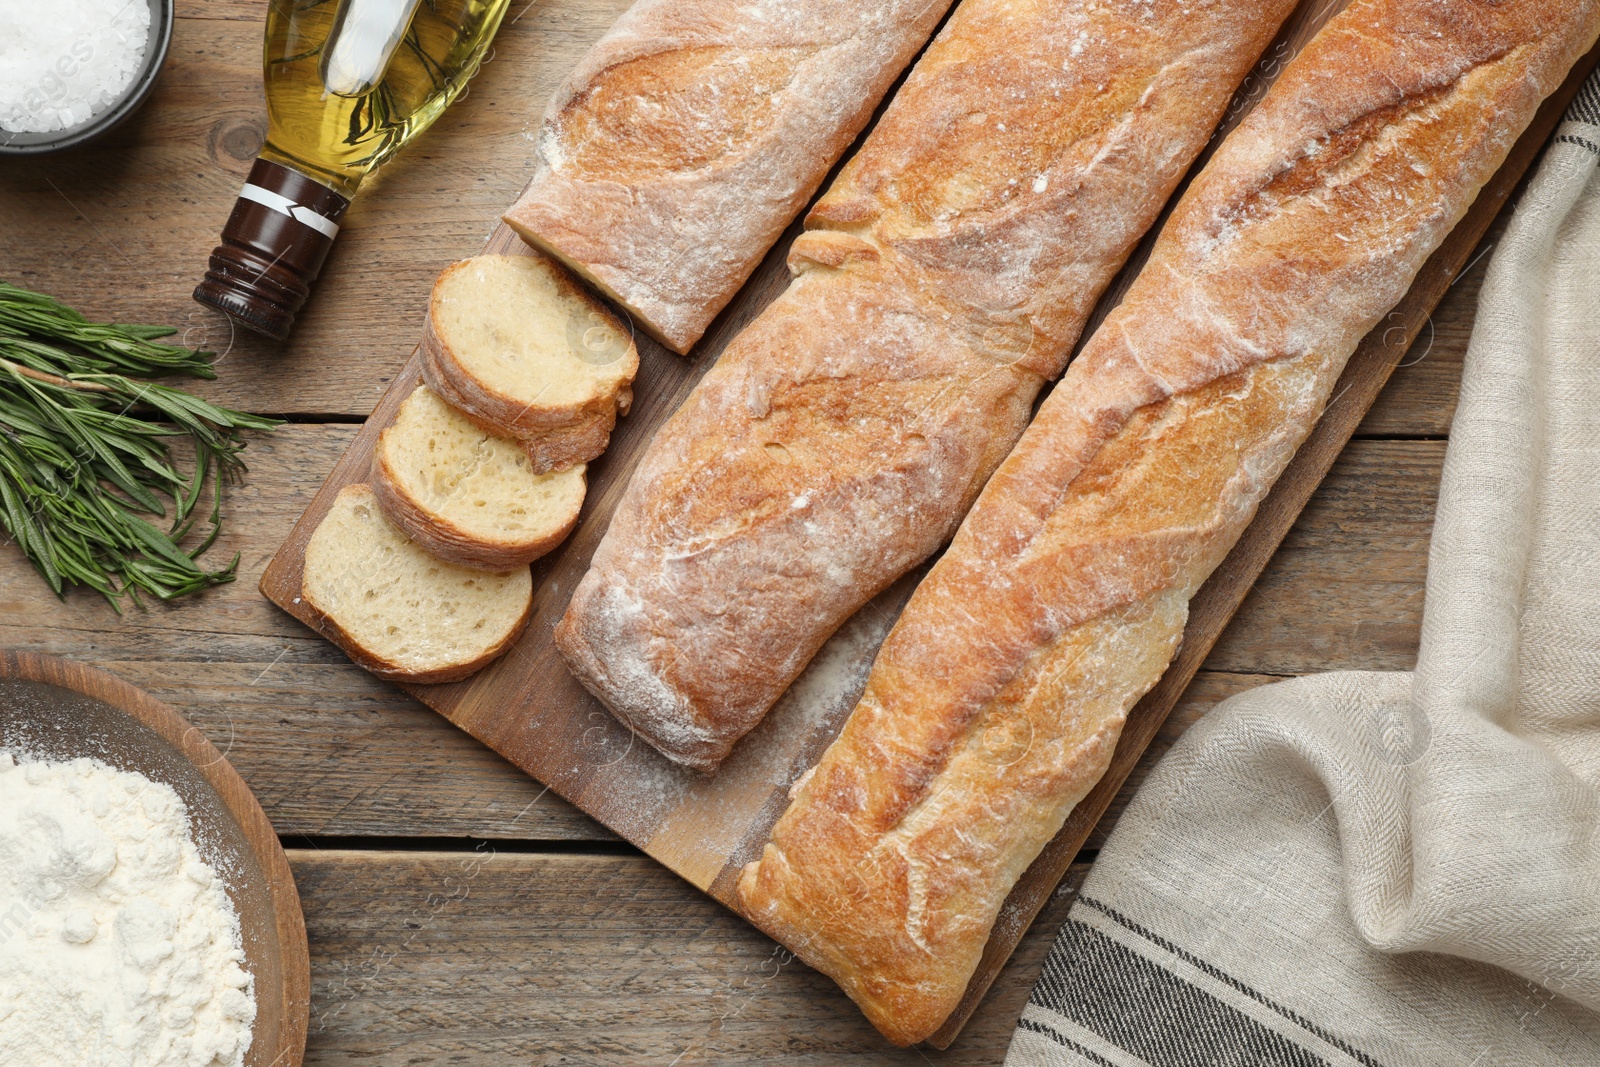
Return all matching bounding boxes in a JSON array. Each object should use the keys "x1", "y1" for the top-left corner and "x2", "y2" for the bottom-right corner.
[
  {"x1": 521, "y1": 416, "x2": 614, "y2": 475},
  {"x1": 501, "y1": 0, "x2": 958, "y2": 353},
  {"x1": 737, "y1": 0, "x2": 1600, "y2": 1046},
  {"x1": 556, "y1": 0, "x2": 1305, "y2": 772},
  {"x1": 302, "y1": 485, "x2": 535, "y2": 684},
  {"x1": 301, "y1": 595, "x2": 529, "y2": 684},
  {"x1": 421, "y1": 257, "x2": 638, "y2": 437},
  {"x1": 420, "y1": 324, "x2": 619, "y2": 473},
  {"x1": 369, "y1": 442, "x2": 587, "y2": 572}
]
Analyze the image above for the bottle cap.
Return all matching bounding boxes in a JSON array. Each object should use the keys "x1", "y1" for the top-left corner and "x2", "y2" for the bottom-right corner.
[{"x1": 193, "y1": 159, "x2": 350, "y2": 342}]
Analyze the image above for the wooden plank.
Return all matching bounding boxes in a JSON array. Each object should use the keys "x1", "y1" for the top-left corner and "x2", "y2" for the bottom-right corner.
[
  {"x1": 1205, "y1": 440, "x2": 1440, "y2": 677},
  {"x1": 0, "y1": 424, "x2": 604, "y2": 842},
  {"x1": 0, "y1": 0, "x2": 1483, "y2": 429},
  {"x1": 1354, "y1": 216, "x2": 1499, "y2": 439},
  {"x1": 0, "y1": 420, "x2": 1436, "y2": 842},
  {"x1": 291, "y1": 849, "x2": 1090, "y2": 1064},
  {"x1": 10, "y1": 429, "x2": 1433, "y2": 680},
  {"x1": 178, "y1": 1, "x2": 288, "y2": 20},
  {"x1": 113, "y1": 660, "x2": 615, "y2": 844}
]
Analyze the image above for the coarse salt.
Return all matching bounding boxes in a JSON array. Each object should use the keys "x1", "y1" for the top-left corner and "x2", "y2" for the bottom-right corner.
[{"x1": 0, "y1": 0, "x2": 152, "y2": 134}]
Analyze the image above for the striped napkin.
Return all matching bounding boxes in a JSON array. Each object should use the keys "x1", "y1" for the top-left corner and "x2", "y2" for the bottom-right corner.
[{"x1": 1007, "y1": 72, "x2": 1600, "y2": 1067}]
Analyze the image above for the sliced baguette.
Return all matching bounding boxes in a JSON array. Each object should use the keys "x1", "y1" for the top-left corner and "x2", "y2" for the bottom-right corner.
[
  {"x1": 420, "y1": 334, "x2": 617, "y2": 473},
  {"x1": 371, "y1": 385, "x2": 587, "y2": 569},
  {"x1": 303, "y1": 484, "x2": 533, "y2": 683},
  {"x1": 500, "y1": 0, "x2": 956, "y2": 354},
  {"x1": 555, "y1": 0, "x2": 1306, "y2": 772},
  {"x1": 421, "y1": 254, "x2": 638, "y2": 454}
]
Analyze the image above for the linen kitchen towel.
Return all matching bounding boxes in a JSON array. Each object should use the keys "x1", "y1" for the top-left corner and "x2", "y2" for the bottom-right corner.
[{"x1": 1007, "y1": 73, "x2": 1600, "y2": 1067}]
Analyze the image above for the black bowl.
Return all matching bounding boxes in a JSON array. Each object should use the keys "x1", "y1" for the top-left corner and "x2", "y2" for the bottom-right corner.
[{"x1": 0, "y1": 0, "x2": 176, "y2": 157}]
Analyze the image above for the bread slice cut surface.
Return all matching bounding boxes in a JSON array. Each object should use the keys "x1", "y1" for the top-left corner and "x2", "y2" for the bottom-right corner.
[
  {"x1": 303, "y1": 484, "x2": 533, "y2": 683},
  {"x1": 372, "y1": 385, "x2": 587, "y2": 569},
  {"x1": 423, "y1": 254, "x2": 638, "y2": 439}
]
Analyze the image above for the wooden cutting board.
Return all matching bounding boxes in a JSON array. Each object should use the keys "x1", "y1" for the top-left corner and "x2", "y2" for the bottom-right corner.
[{"x1": 261, "y1": 0, "x2": 1600, "y2": 1044}]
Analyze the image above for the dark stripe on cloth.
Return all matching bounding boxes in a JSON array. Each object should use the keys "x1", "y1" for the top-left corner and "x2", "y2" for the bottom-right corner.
[
  {"x1": 1078, "y1": 897, "x2": 1385, "y2": 1067},
  {"x1": 1568, "y1": 71, "x2": 1600, "y2": 125},
  {"x1": 1555, "y1": 134, "x2": 1600, "y2": 157},
  {"x1": 1033, "y1": 918, "x2": 1328, "y2": 1067},
  {"x1": 1017, "y1": 1018, "x2": 1122, "y2": 1066}
]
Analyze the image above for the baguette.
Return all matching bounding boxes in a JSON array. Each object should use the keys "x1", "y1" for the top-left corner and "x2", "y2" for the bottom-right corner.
[
  {"x1": 371, "y1": 385, "x2": 587, "y2": 570},
  {"x1": 420, "y1": 254, "x2": 637, "y2": 470},
  {"x1": 556, "y1": 0, "x2": 1303, "y2": 771},
  {"x1": 303, "y1": 484, "x2": 533, "y2": 684},
  {"x1": 737, "y1": 0, "x2": 1600, "y2": 1045},
  {"x1": 501, "y1": 0, "x2": 958, "y2": 353}
]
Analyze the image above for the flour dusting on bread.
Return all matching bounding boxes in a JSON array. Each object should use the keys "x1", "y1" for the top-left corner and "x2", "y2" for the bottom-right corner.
[
  {"x1": 736, "y1": 0, "x2": 1600, "y2": 1046},
  {"x1": 503, "y1": 0, "x2": 960, "y2": 352},
  {"x1": 557, "y1": 0, "x2": 1309, "y2": 775}
]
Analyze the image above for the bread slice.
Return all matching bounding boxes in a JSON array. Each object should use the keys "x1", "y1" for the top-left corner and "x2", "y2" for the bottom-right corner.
[
  {"x1": 421, "y1": 254, "x2": 638, "y2": 455},
  {"x1": 371, "y1": 386, "x2": 587, "y2": 569},
  {"x1": 303, "y1": 484, "x2": 533, "y2": 683},
  {"x1": 420, "y1": 333, "x2": 616, "y2": 473}
]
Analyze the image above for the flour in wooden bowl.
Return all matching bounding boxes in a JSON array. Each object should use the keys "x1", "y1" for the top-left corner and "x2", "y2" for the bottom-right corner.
[{"x1": 0, "y1": 751, "x2": 256, "y2": 1066}]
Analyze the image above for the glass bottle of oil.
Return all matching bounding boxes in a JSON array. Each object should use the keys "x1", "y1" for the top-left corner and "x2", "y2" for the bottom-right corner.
[{"x1": 195, "y1": 0, "x2": 510, "y2": 341}]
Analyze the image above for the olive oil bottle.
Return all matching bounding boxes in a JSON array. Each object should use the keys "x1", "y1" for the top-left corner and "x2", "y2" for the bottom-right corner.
[{"x1": 195, "y1": 0, "x2": 510, "y2": 340}]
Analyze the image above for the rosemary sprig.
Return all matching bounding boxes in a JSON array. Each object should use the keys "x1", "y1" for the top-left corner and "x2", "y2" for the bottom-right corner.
[
  {"x1": 0, "y1": 282, "x2": 280, "y2": 609},
  {"x1": 0, "y1": 282, "x2": 221, "y2": 378}
]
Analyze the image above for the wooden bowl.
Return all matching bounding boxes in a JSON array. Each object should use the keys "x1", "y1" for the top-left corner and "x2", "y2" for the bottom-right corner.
[{"x1": 0, "y1": 650, "x2": 309, "y2": 1067}]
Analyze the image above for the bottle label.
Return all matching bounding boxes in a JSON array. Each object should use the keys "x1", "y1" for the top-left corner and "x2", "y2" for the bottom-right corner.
[{"x1": 238, "y1": 182, "x2": 343, "y2": 239}]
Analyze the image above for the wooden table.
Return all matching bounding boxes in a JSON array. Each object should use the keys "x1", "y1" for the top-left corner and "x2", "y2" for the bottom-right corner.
[{"x1": 0, "y1": 1, "x2": 1493, "y2": 1062}]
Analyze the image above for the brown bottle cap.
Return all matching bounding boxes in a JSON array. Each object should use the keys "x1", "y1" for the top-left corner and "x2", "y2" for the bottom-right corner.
[{"x1": 193, "y1": 159, "x2": 350, "y2": 342}]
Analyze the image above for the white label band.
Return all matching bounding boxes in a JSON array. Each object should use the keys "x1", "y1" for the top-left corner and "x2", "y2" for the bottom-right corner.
[{"x1": 239, "y1": 183, "x2": 342, "y2": 239}]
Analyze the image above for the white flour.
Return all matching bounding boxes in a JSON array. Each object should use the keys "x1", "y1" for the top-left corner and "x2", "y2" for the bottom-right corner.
[{"x1": 0, "y1": 752, "x2": 256, "y2": 1067}]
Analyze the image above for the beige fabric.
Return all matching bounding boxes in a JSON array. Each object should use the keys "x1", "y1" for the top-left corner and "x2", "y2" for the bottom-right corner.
[{"x1": 1008, "y1": 76, "x2": 1600, "y2": 1067}]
